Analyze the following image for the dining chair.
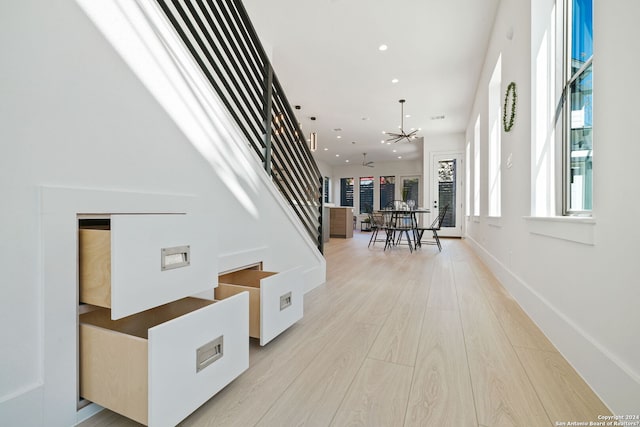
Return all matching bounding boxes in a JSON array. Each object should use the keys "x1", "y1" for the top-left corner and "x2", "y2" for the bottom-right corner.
[
  {"x1": 416, "y1": 204, "x2": 449, "y2": 251},
  {"x1": 367, "y1": 212, "x2": 387, "y2": 247}
]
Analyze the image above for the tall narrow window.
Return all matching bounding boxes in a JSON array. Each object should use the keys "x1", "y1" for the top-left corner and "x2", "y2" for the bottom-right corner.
[
  {"x1": 340, "y1": 178, "x2": 354, "y2": 207},
  {"x1": 380, "y1": 176, "x2": 395, "y2": 209},
  {"x1": 564, "y1": 0, "x2": 593, "y2": 214},
  {"x1": 488, "y1": 55, "x2": 502, "y2": 217},
  {"x1": 466, "y1": 141, "x2": 471, "y2": 217},
  {"x1": 437, "y1": 159, "x2": 457, "y2": 227},
  {"x1": 359, "y1": 176, "x2": 374, "y2": 213},
  {"x1": 323, "y1": 176, "x2": 330, "y2": 203},
  {"x1": 401, "y1": 177, "x2": 419, "y2": 207},
  {"x1": 474, "y1": 115, "x2": 481, "y2": 216}
]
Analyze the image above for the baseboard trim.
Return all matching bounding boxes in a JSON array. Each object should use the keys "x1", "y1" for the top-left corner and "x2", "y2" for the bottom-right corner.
[
  {"x1": 0, "y1": 384, "x2": 43, "y2": 426},
  {"x1": 464, "y1": 235, "x2": 640, "y2": 414},
  {"x1": 302, "y1": 262, "x2": 326, "y2": 294},
  {"x1": 75, "y1": 403, "x2": 104, "y2": 425}
]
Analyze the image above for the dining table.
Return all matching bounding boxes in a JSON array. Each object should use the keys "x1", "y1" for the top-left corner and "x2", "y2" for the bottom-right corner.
[{"x1": 377, "y1": 208, "x2": 430, "y2": 252}]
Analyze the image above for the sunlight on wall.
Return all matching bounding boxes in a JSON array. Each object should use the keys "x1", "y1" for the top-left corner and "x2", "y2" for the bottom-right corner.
[
  {"x1": 532, "y1": 5, "x2": 557, "y2": 216},
  {"x1": 76, "y1": 0, "x2": 261, "y2": 218}
]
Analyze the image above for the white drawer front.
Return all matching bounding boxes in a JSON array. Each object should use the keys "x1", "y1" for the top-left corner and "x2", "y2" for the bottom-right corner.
[
  {"x1": 259, "y1": 266, "x2": 304, "y2": 346},
  {"x1": 110, "y1": 214, "x2": 217, "y2": 319},
  {"x1": 148, "y1": 292, "x2": 249, "y2": 427}
]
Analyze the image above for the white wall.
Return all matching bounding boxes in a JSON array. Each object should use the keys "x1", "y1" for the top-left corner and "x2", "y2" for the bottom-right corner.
[
  {"x1": 0, "y1": 1, "x2": 325, "y2": 425},
  {"x1": 315, "y1": 159, "x2": 333, "y2": 180},
  {"x1": 464, "y1": 0, "x2": 640, "y2": 414}
]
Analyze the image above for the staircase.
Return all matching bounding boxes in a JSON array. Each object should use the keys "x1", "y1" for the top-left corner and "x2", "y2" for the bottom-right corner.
[{"x1": 154, "y1": 0, "x2": 324, "y2": 253}]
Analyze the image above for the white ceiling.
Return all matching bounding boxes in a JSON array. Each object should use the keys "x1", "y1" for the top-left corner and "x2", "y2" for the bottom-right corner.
[{"x1": 242, "y1": 0, "x2": 501, "y2": 167}]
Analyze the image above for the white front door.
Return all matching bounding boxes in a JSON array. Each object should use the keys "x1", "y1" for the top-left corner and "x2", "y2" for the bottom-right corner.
[{"x1": 431, "y1": 153, "x2": 463, "y2": 237}]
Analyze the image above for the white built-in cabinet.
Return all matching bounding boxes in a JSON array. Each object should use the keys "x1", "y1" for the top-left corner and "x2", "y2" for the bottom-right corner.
[
  {"x1": 78, "y1": 214, "x2": 248, "y2": 426},
  {"x1": 217, "y1": 266, "x2": 304, "y2": 346},
  {"x1": 77, "y1": 213, "x2": 304, "y2": 426}
]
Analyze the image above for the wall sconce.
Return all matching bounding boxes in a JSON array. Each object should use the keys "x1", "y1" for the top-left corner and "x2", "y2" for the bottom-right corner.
[{"x1": 310, "y1": 132, "x2": 318, "y2": 151}]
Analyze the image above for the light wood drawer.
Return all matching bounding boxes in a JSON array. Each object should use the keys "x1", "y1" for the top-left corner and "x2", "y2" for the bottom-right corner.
[
  {"x1": 216, "y1": 266, "x2": 303, "y2": 346},
  {"x1": 79, "y1": 293, "x2": 249, "y2": 427},
  {"x1": 79, "y1": 214, "x2": 217, "y2": 319}
]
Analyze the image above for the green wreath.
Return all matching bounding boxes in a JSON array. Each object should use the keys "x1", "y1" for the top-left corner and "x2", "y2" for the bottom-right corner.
[{"x1": 503, "y1": 81, "x2": 517, "y2": 132}]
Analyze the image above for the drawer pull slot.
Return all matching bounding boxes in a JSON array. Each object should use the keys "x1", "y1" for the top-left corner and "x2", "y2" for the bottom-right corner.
[
  {"x1": 161, "y1": 245, "x2": 190, "y2": 271},
  {"x1": 280, "y1": 292, "x2": 292, "y2": 311},
  {"x1": 196, "y1": 335, "x2": 223, "y2": 372}
]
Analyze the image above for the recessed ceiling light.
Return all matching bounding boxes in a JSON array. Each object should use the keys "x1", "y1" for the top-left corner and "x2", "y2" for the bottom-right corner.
[
  {"x1": 382, "y1": 131, "x2": 386, "y2": 134},
  {"x1": 324, "y1": 148, "x2": 328, "y2": 151},
  {"x1": 378, "y1": 44, "x2": 388, "y2": 51},
  {"x1": 387, "y1": 142, "x2": 391, "y2": 145},
  {"x1": 391, "y1": 78, "x2": 399, "y2": 84},
  {"x1": 336, "y1": 135, "x2": 342, "y2": 139},
  {"x1": 398, "y1": 156, "x2": 403, "y2": 159},
  {"x1": 405, "y1": 114, "x2": 411, "y2": 118},
  {"x1": 380, "y1": 140, "x2": 385, "y2": 144},
  {"x1": 336, "y1": 154, "x2": 340, "y2": 157},
  {"x1": 345, "y1": 160, "x2": 350, "y2": 163},
  {"x1": 393, "y1": 149, "x2": 397, "y2": 153}
]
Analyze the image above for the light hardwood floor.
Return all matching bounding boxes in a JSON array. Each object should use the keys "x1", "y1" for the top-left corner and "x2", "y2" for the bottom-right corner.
[{"x1": 79, "y1": 233, "x2": 611, "y2": 427}]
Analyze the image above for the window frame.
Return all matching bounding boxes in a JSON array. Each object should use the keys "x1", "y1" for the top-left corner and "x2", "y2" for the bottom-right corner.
[
  {"x1": 473, "y1": 115, "x2": 481, "y2": 217},
  {"x1": 323, "y1": 176, "x2": 330, "y2": 204},
  {"x1": 359, "y1": 176, "x2": 374, "y2": 214},
  {"x1": 488, "y1": 55, "x2": 502, "y2": 218},
  {"x1": 340, "y1": 177, "x2": 354, "y2": 207},
  {"x1": 561, "y1": 0, "x2": 593, "y2": 216},
  {"x1": 379, "y1": 176, "x2": 396, "y2": 211}
]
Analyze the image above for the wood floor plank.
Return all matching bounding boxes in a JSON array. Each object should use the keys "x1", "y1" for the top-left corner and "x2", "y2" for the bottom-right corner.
[
  {"x1": 426, "y1": 256, "x2": 457, "y2": 311},
  {"x1": 453, "y1": 260, "x2": 552, "y2": 427},
  {"x1": 330, "y1": 358, "x2": 414, "y2": 427},
  {"x1": 368, "y1": 278, "x2": 430, "y2": 366},
  {"x1": 404, "y1": 309, "x2": 477, "y2": 427},
  {"x1": 515, "y1": 347, "x2": 612, "y2": 423},
  {"x1": 351, "y1": 265, "x2": 403, "y2": 325},
  {"x1": 255, "y1": 321, "x2": 380, "y2": 427},
  {"x1": 181, "y1": 282, "x2": 370, "y2": 427},
  {"x1": 482, "y1": 285, "x2": 556, "y2": 352}
]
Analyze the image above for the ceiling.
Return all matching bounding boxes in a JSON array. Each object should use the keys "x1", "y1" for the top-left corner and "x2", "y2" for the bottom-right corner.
[{"x1": 242, "y1": 0, "x2": 501, "y2": 167}]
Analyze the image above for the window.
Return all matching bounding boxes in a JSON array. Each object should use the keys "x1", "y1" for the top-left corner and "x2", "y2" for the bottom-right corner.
[
  {"x1": 488, "y1": 55, "x2": 502, "y2": 217},
  {"x1": 359, "y1": 176, "x2": 374, "y2": 213},
  {"x1": 466, "y1": 141, "x2": 471, "y2": 217},
  {"x1": 401, "y1": 177, "x2": 419, "y2": 207},
  {"x1": 437, "y1": 159, "x2": 457, "y2": 227},
  {"x1": 474, "y1": 115, "x2": 481, "y2": 216},
  {"x1": 323, "y1": 176, "x2": 330, "y2": 203},
  {"x1": 563, "y1": 0, "x2": 592, "y2": 214},
  {"x1": 340, "y1": 177, "x2": 354, "y2": 207},
  {"x1": 380, "y1": 176, "x2": 395, "y2": 209}
]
